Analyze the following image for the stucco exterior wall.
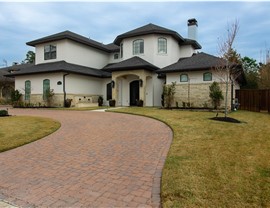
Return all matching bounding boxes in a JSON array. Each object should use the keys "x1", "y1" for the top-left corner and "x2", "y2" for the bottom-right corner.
[
  {"x1": 15, "y1": 73, "x2": 110, "y2": 107},
  {"x1": 35, "y1": 39, "x2": 109, "y2": 68},
  {"x1": 120, "y1": 34, "x2": 194, "y2": 68}
]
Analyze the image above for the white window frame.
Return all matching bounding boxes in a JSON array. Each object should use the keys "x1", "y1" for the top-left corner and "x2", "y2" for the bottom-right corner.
[
  {"x1": 158, "y1": 37, "x2": 167, "y2": 54},
  {"x1": 133, "y1": 39, "x2": 144, "y2": 55}
]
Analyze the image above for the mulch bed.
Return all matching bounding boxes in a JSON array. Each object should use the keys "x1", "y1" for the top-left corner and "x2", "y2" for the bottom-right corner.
[{"x1": 210, "y1": 116, "x2": 241, "y2": 123}]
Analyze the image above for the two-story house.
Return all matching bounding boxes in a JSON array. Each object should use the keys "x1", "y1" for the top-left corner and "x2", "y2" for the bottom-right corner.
[{"x1": 4, "y1": 19, "x2": 244, "y2": 108}]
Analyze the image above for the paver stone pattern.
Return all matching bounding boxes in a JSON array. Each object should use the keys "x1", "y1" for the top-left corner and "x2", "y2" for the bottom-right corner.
[{"x1": 0, "y1": 109, "x2": 172, "y2": 208}]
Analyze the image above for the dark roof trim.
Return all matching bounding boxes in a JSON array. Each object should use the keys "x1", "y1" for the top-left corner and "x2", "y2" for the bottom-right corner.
[
  {"x1": 103, "y1": 56, "x2": 159, "y2": 72},
  {"x1": 114, "y1": 23, "x2": 202, "y2": 50},
  {"x1": 27, "y1": 31, "x2": 119, "y2": 53},
  {"x1": 5, "y1": 61, "x2": 111, "y2": 78}
]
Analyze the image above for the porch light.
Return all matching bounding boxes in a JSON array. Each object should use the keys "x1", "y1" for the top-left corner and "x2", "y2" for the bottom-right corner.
[
  {"x1": 139, "y1": 79, "x2": 143, "y2": 87},
  {"x1": 111, "y1": 80, "x2": 115, "y2": 88}
]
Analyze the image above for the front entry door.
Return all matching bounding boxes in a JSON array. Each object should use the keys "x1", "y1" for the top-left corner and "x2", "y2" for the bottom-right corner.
[{"x1": 130, "y1": 80, "x2": 139, "y2": 106}]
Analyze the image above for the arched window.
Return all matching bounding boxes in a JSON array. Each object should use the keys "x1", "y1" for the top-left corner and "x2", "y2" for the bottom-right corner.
[
  {"x1": 133, "y1": 39, "x2": 144, "y2": 55},
  {"x1": 25, "y1": 80, "x2": 31, "y2": 100},
  {"x1": 180, "y1": 74, "x2": 188, "y2": 82},
  {"x1": 203, "y1": 72, "x2": 212, "y2": 81},
  {"x1": 158, "y1": 38, "x2": 167, "y2": 54},
  {"x1": 43, "y1": 79, "x2": 50, "y2": 100}
]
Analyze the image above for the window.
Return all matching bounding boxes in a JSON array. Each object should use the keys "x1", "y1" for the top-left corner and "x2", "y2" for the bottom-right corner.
[
  {"x1": 44, "y1": 45, "x2": 56, "y2": 60},
  {"x1": 120, "y1": 43, "x2": 123, "y2": 58},
  {"x1": 158, "y1": 38, "x2": 167, "y2": 54},
  {"x1": 203, "y1": 72, "x2": 212, "y2": 81},
  {"x1": 106, "y1": 82, "x2": 112, "y2": 100},
  {"x1": 25, "y1": 80, "x2": 31, "y2": 100},
  {"x1": 180, "y1": 74, "x2": 189, "y2": 82},
  {"x1": 43, "y1": 79, "x2": 50, "y2": 100},
  {"x1": 114, "y1": 53, "x2": 119, "y2": 59},
  {"x1": 133, "y1": 39, "x2": 144, "y2": 55}
]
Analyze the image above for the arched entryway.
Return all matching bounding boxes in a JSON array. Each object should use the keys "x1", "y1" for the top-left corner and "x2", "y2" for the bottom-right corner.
[{"x1": 129, "y1": 80, "x2": 139, "y2": 106}]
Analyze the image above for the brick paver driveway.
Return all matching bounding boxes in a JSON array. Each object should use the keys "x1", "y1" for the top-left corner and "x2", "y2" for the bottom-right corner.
[{"x1": 0, "y1": 109, "x2": 172, "y2": 208}]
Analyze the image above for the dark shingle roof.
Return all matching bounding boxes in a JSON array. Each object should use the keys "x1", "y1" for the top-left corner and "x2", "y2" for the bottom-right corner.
[
  {"x1": 27, "y1": 31, "x2": 119, "y2": 53},
  {"x1": 114, "y1": 23, "x2": 201, "y2": 49},
  {"x1": 103, "y1": 56, "x2": 159, "y2": 72},
  {"x1": 157, "y1": 52, "x2": 227, "y2": 73},
  {"x1": 5, "y1": 61, "x2": 111, "y2": 78}
]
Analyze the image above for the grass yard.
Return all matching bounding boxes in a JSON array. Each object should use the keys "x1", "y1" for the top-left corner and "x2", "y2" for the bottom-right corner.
[
  {"x1": 0, "y1": 116, "x2": 60, "y2": 152},
  {"x1": 110, "y1": 108, "x2": 270, "y2": 207}
]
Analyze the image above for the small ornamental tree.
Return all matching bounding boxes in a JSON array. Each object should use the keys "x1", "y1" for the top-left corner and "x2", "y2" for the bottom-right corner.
[
  {"x1": 209, "y1": 82, "x2": 224, "y2": 109},
  {"x1": 11, "y1": 89, "x2": 22, "y2": 106},
  {"x1": 163, "y1": 82, "x2": 176, "y2": 108}
]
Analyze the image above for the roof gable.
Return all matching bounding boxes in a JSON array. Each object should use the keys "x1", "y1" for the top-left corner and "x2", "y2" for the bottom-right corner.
[
  {"x1": 27, "y1": 31, "x2": 119, "y2": 53},
  {"x1": 103, "y1": 56, "x2": 159, "y2": 72}
]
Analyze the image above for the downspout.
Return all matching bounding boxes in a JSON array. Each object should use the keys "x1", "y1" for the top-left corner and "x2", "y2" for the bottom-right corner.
[{"x1": 63, "y1": 73, "x2": 69, "y2": 106}]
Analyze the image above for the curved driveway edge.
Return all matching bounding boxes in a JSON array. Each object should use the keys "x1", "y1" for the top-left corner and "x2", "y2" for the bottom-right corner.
[{"x1": 0, "y1": 109, "x2": 172, "y2": 208}]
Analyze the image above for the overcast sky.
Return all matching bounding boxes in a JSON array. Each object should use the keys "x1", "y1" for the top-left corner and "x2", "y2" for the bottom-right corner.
[{"x1": 0, "y1": 1, "x2": 269, "y2": 67}]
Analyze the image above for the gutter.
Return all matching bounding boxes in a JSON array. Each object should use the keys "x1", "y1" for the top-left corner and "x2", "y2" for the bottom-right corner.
[{"x1": 63, "y1": 73, "x2": 69, "y2": 106}]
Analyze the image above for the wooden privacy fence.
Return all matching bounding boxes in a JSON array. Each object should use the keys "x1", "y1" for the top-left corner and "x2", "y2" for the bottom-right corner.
[{"x1": 235, "y1": 89, "x2": 270, "y2": 113}]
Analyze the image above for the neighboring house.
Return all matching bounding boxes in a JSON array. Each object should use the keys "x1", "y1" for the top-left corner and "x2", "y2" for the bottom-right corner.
[{"x1": 3, "y1": 19, "x2": 244, "y2": 108}]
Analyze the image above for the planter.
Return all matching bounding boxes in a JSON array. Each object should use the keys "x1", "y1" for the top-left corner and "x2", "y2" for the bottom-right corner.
[
  {"x1": 64, "y1": 99, "x2": 72, "y2": 108},
  {"x1": 137, "y1": 99, "x2": 144, "y2": 107},
  {"x1": 109, "y1": 99, "x2": 116, "y2": 107}
]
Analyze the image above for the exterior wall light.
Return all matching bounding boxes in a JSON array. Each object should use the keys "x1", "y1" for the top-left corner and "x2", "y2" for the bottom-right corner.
[
  {"x1": 111, "y1": 80, "x2": 115, "y2": 88},
  {"x1": 57, "y1": 81, "x2": 62, "y2": 85},
  {"x1": 139, "y1": 79, "x2": 143, "y2": 87}
]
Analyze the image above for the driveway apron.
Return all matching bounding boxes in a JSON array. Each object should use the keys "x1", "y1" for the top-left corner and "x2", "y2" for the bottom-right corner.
[{"x1": 0, "y1": 109, "x2": 172, "y2": 208}]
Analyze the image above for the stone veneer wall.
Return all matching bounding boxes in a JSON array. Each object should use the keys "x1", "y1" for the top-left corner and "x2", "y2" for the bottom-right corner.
[
  {"x1": 24, "y1": 93, "x2": 100, "y2": 107},
  {"x1": 173, "y1": 82, "x2": 232, "y2": 109}
]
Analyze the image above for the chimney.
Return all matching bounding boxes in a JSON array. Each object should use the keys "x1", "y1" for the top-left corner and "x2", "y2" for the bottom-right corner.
[{"x1": 187, "y1": 18, "x2": 198, "y2": 41}]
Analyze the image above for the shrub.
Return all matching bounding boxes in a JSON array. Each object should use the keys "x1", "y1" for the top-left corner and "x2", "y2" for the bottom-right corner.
[
  {"x1": 163, "y1": 82, "x2": 176, "y2": 108},
  {"x1": 209, "y1": 82, "x2": 224, "y2": 109},
  {"x1": 0, "y1": 110, "x2": 8, "y2": 117},
  {"x1": 11, "y1": 90, "x2": 22, "y2": 107}
]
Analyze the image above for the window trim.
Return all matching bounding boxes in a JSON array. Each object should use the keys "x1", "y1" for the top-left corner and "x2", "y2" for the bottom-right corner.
[
  {"x1": 25, "y1": 80, "x2": 31, "y2": 100},
  {"x1": 180, "y1": 74, "x2": 189, "y2": 82},
  {"x1": 203, "y1": 72, "x2": 212, "y2": 81},
  {"x1": 133, "y1": 39, "x2": 144, "y2": 55},
  {"x1": 44, "y1": 45, "x2": 56, "y2": 60},
  {"x1": 158, "y1": 37, "x2": 167, "y2": 54}
]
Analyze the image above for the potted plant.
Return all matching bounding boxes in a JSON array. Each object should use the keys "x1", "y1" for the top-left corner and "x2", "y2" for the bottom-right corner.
[
  {"x1": 98, "y1": 96, "x2": 103, "y2": 106},
  {"x1": 109, "y1": 99, "x2": 116, "y2": 107},
  {"x1": 64, "y1": 98, "x2": 72, "y2": 108},
  {"x1": 137, "y1": 99, "x2": 144, "y2": 107}
]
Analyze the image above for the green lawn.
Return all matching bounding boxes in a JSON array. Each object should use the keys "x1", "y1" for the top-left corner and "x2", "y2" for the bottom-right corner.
[
  {"x1": 109, "y1": 108, "x2": 270, "y2": 207},
  {"x1": 0, "y1": 116, "x2": 60, "y2": 152}
]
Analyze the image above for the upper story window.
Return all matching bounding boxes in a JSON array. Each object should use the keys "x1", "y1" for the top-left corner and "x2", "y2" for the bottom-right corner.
[
  {"x1": 203, "y1": 72, "x2": 212, "y2": 81},
  {"x1": 158, "y1": 38, "x2": 167, "y2": 54},
  {"x1": 120, "y1": 43, "x2": 123, "y2": 58},
  {"x1": 133, "y1": 39, "x2": 144, "y2": 55},
  {"x1": 180, "y1": 74, "x2": 188, "y2": 82},
  {"x1": 114, "y1": 53, "x2": 119, "y2": 59},
  {"x1": 44, "y1": 45, "x2": 56, "y2": 60},
  {"x1": 25, "y1": 80, "x2": 31, "y2": 100}
]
